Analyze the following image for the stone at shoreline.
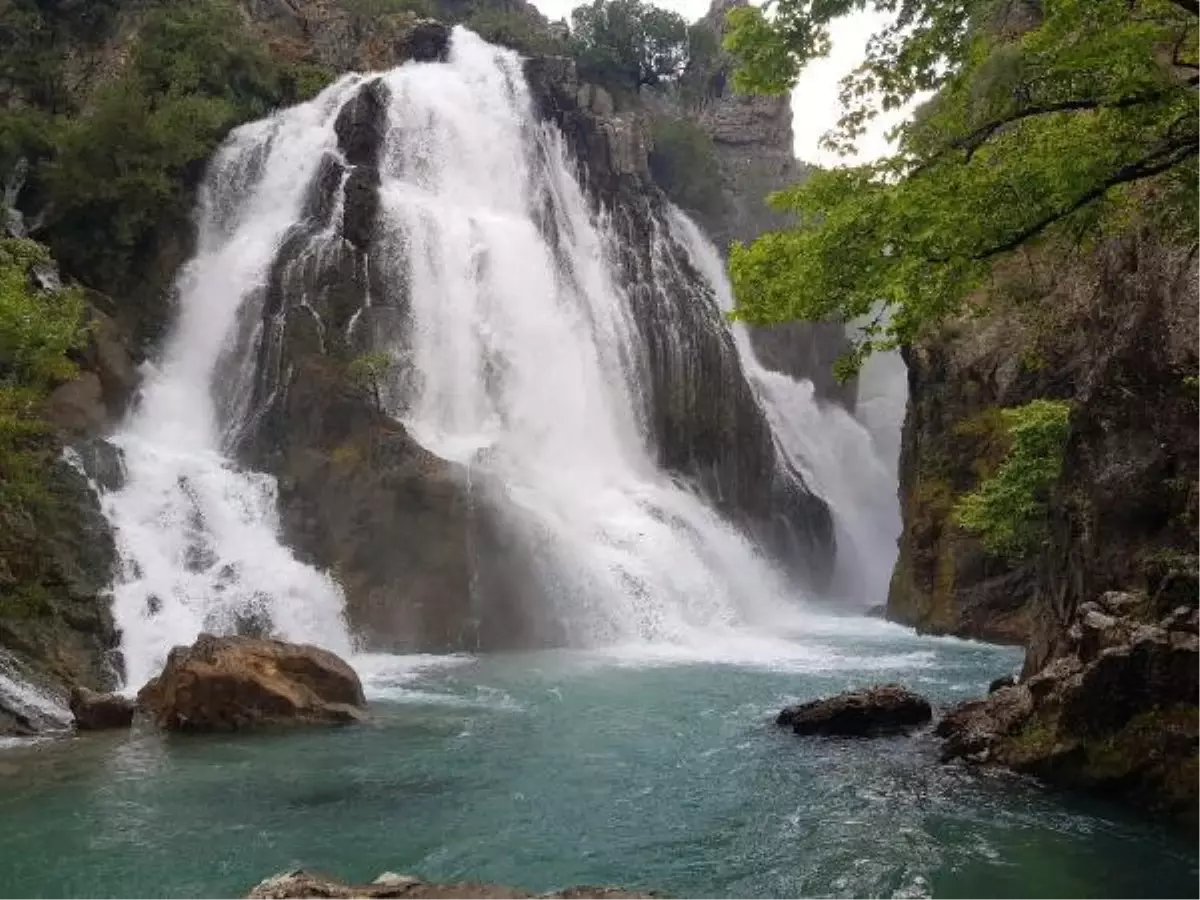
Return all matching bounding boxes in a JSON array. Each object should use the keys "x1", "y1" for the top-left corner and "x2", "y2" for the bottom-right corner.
[
  {"x1": 137, "y1": 634, "x2": 366, "y2": 732},
  {"x1": 246, "y1": 869, "x2": 656, "y2": 899},
  {"x1": 777, "y1": 684, "x2": 932, "y2": 737},
  {"x1": 987, "y1": 674, "x2": 1017, "y2": 694},
  {"x1": 938, "y1": 597, "x2": 1198, "y2": 822},
  {"x1": 69, "y1": 686, "x2": 134, "y2": 730}
]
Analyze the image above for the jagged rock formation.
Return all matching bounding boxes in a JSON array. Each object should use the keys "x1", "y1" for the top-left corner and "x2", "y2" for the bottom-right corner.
[
  {"x1": 647, "y1": 0, "x2": 854, "y2": 408},
  {"x1": 247, "y1": 869, "x2": 654, "y2": 899},
  {"x1": 938, "y1": 593, "x2": 1198, "y2": 823},
  {"x1": 137, "y1": 634, "x2": 367, "y2": 731},
  {"x1": 892, "y1": 232, "x2": 1199, "y2": 818}
]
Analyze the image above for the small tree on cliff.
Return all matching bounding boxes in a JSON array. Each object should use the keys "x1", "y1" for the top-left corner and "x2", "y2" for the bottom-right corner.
[
  {"x1": 570, "y1": 0, "x2": 690, "y2": 91},
  {"x1": 722, "y1": 0, "x2": 1199, "y2": 376}
]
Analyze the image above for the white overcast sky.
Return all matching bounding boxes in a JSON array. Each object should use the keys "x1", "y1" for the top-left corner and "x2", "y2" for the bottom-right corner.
[{"x1": 526, "y1": 0, "x2": 901, "y2": 166}]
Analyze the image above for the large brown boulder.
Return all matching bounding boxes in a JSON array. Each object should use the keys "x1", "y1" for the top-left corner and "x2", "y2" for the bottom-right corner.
[
  {"x1": 246, "y1": 870, "x2": 654, "y2": 899},
  {"x1": 777, "y1": 684, "x2": 932, "y2": 737},
  {"x1": 137, "y1": 634, "x2": 366, "y2": 732},
  {"x1": 69, "y1": 686, "x2": 134, "y2": 730}
]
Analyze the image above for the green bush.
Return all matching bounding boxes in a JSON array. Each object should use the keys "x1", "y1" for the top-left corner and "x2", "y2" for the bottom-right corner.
[
  {"x1": 953, "y1": 399, "x2": 1072, "y2": 560},
  {"x1": 0, "y1": 238, "x2": 85, "y2": 527},
  {"x1": 648, "y1": 117, "x2": 723, "y2": 215}
]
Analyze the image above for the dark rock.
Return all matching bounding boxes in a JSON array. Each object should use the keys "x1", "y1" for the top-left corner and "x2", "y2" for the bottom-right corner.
[
  {"x1": 334, "y1": 80, "x2": 389, "y2": 171},
  {"x1": 246, "y1": 869, "x2": 655, "y2": 899},
  {"x1": 70, "y1": 437, "x2": 126, "y2": 492},
  {"x1": 136, "y1": 634, "x2": 367, "y2": 732},
  {"x1": 778, "y1": 684, "x2": 932, "y2": 737},
  {"x1": 987, "y1": 674, "x2": 1017, "y2": 693},
  {"x1": 936, "y1": 685, "x2": 1033, "y2": 761},
  {"x1": 69, "y1": 686, "x2": 134, "y2": 730},
  {"x1": 396, "y1": 20, "x2": 451, "y2": 63},
  {"x1": 864, "y1": 603, "x2": 887, "y2": 619}
]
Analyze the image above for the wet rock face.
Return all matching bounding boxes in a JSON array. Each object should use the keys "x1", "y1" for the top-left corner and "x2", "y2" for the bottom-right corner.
[
  {"x1": 69, "y1": 686, "x2": 134, "y2": 730},
  {"x1": 136, "y1": 634, "x2": 367, "y2": 732},
  {"x1": 247, "y1": 869, "x2": 656, "y2": 899},
  {"x1": 938, "y1": 596, "x2": 1198, "y2": 822},
  {"x1": 777, "y1": 684, "x2": 933, "y2": 737}
]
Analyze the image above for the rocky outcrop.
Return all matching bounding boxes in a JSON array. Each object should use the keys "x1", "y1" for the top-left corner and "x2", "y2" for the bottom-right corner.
[
  {"x1": 247, "y1": 870, "x2": 654, "y2": 899},
  {"x1": 888, "y1": 234, "x2": 1198, "y2": 648},
  {"x1": 777, "y1": 684, "x2": 932, "y2": 737},
  {"x1": 136, "y1": 634, "x2": 367, "y2": 732},
  {"x1": 938, "y1": 593, "x2": 1198, "y2": 823},
  {"x1": 69, "y1": 686, "x2": 134, "y2": 730}
]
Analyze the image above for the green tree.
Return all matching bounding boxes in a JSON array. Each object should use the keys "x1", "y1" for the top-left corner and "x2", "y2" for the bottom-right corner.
[
  {"x1": 954, "y1": 398, "x2": 1071, "y2": 559},
  {"x1": 570, "y1": 0, "x2": 690, "y2": 91},
  {"x1": 723, "y1": 0, "x2": 1199, "y2": 373},
  {"x1": 649, "y1": 117, "x2": 724, "y2": 214}
]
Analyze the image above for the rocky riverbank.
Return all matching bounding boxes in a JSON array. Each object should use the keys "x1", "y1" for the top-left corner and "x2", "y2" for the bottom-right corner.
[{"x1": 247, "y1": 870, "x2": 654, "y2": 899}]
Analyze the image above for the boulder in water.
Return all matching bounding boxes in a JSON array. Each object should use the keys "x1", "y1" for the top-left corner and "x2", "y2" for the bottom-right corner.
[
  {"x1": 69, "y1": 686, "x2": 134, "y2": 730},
  {"x1": 137, "y1": 634, "x2": 366, "y2": 732},
  {"x1": 777, "y1": 684, "x2": 932, "y2": 737},
  {"x1": 987, "y1": 674, "x2": 1017, "y2": 694},
  {"x1": 246, "y1": 869, "x2": 654, "y2": 898}
]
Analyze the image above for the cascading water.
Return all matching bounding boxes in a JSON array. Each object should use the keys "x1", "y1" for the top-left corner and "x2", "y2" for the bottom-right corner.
[
  {"x1": 666, "y1": 210, "x2": 905, "y2": 606},
  {"x1": 373, "y1": 31, "x2": 798, "y2": 645},
  {"x1": 98, "y1": 28, "x2": 904, "y2": 685},
  {"x1": 102, "y1": 80, "x2": 365, "y2": 688}
]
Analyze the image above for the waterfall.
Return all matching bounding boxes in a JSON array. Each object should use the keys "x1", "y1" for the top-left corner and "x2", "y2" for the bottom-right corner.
[
  {"x1": 666, "y1": 210, "x2": 904, "y2": 607},
  {"x1": 102, "y1": 79, "x2": 365, "y2": 688},
  {"x1": 98, "y1": 28, "x2": 903, "y2": 685},
  {"x1": 373, "y1": 31, "x2": 797, "y2": 645}
]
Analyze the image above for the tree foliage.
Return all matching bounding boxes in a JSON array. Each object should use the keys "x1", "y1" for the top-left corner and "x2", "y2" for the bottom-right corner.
[
  {"x1": 1, "y1": 0, "x2": 335, "y2": 302},
  {"x1": 570, "y1": 0, "x2": 690, "y2": 91},
  {"x1": 724, "y1": 0, "x2": 1200, "y2": 371},
  {"x1": 953, "y1": 398, "x2": 1071, "y2": 559}
]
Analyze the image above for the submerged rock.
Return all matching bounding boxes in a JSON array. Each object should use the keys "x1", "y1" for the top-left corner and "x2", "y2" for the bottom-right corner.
[
  {"x1": 69, "y1": 686, "x2": 134, "y2": 730},
  {"x1": 246, "y1": 869, "x2": 654, "y2": 899},
  {"x1": 777, "y1": 684, "x2": 932, "y2": 737},
  {"x1": 137, "y1": 634, "x2": 366, "y2": 732},
  {"x1": 987, "y1": 674, "x2": 1017, "y2": 694}
]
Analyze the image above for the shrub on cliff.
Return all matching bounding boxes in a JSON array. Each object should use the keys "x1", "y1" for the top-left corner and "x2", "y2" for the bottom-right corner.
[
  {"x1": 0, "y1": 238, "x2": 86, "y2": 617},
  {"x1": 953, "y1": 399, "x2": 1071, "y2": 560},
  {"x1": 723, "y1": 0, "x2": 1199, "y2": 375}
]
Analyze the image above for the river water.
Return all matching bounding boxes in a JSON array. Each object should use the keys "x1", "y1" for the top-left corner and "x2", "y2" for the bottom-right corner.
[{"x1": 0, "y1": 623, "x2": 1195, "y2": 898}]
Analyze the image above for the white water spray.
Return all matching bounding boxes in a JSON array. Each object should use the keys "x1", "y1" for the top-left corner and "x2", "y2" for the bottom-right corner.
[
  {"x1": 376, "y1": 31, "x2": 798, "y2": 645},
  {"x1": 103, "y1": 81, "x2": 364, "y2": 688}
]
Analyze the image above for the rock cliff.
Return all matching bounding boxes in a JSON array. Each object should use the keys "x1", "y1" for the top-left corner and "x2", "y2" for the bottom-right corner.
[{"x1": 891, "y1": 231, "x2": 1199, "y2": 817}]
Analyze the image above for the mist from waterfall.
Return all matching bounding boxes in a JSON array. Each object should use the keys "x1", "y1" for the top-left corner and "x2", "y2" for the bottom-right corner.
[{"x1": 96, "y1": 28, "x2": 906, "y2": 687}]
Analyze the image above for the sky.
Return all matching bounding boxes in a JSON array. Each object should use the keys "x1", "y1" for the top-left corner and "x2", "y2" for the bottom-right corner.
[{"x1": 526, "y1": 0, "x2": 902, "y2": 166}]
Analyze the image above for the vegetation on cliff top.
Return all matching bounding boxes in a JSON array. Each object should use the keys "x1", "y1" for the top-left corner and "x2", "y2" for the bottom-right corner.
[
  {"x1": 570, "y1": 0, "x2": 690, "y2": 90},
  {"x1": 2, "y1": 0, "x2": 334, "y2": 308},
  {"x1": 724, "y1": 0, "x2": 1199, "y2": 374}
]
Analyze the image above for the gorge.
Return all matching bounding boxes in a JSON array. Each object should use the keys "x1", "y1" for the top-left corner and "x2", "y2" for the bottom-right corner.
[{"x1": 0, "y1": 2, "x2": 1196, "y2": 897}]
